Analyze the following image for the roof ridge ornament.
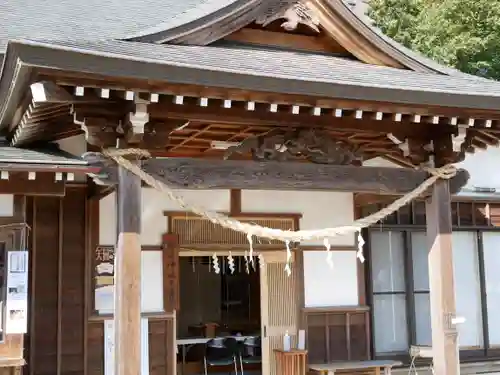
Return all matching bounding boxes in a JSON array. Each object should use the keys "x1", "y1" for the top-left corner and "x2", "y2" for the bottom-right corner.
[{"x1": 256, "y1": 0, "x2": 320, "y2": 32}]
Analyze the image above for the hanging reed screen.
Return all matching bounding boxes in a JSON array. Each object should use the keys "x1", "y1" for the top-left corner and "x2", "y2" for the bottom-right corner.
[{"x1": 169, "y1": 215, "x2": 297, "y2": 247}]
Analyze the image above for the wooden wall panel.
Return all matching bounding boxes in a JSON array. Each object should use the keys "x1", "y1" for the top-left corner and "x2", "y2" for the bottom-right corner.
[
  {"x1": 148, "y1": 320, "x2": 169, "y2": 375},
  {"x1": 60, "y1": 188, "x2": 86, "y2": 375},
  {"x1": 86, "y1": 322, "x2": 104, "y2": 375},
  {"x1": 304, "y1": 308, "x2": 370, "y2": 364},
  {"x1": 31, "y1": 196, "x2": 60, "y2": 375},
  {"x1": 27, "y1": 187, "x2": 91, "y2": 375}
]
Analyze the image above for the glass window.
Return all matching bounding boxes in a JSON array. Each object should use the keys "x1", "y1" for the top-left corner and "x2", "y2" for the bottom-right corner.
[
  {"x1": 452, "y1": 232, "x2": 483, "y2": 348},
  {"x1": 370, "y1": 231, "x2": 408, "y2": 354},
  {"x1": 482, "y1": 232, "x2": 500, "y2": 346}
]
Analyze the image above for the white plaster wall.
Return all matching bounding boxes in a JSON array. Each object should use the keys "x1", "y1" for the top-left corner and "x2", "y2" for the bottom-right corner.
[
  {"x1": 100, "y1": 189, "x2": 354, "y2": 246},
  {"x1": 362, "y1": 157, "x2": 402, "y2": 168},
  {"x1": 56, "y1": 135, "x2": 87, "y2": 182},
  {"x1": 0, "y1": 195, "x2": 13, "y2": 217},
  {"x1": 456, "y1": 147, "x2": 500, "y2": 191},
  {"x1": 99, "y1": 188, "x2": 231, "y2": 245},
  {"x1": 364, "y1": 150, "x2": 500, "y2": 194},
  {"x1": 241, "y1": 190, "x2": 354, "y2": 246},
  {"x1": 100, "y1": 188, "x2": 359, "y2": 307},
  {"x1": 303, "y1": 251, "x2": 359, "y2": 307},
  {"x1": 56, "y1": 134, "x2": 87, "y2": 156}
]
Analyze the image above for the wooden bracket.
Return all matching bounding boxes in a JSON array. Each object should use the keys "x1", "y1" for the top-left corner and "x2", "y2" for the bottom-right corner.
[{"x1": 126, "y1": 99, "x2": 150, "y2": 144}]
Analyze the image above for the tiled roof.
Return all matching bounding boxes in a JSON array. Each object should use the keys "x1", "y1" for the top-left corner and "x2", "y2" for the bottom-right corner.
[
  {"x1": 16, "y1": 39, "x2": 500, "y2": 102},
  {"x1": 0, "y1": 0, "x2": 229, "y2": 51},
  {"x1": 0, "y1": 139, "x2": 87, "y2": 165}
]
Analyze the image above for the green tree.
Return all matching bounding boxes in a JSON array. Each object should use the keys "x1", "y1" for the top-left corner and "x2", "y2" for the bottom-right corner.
[{"x1": 368, "y1": 0, "x2": 500, "y2": 79}]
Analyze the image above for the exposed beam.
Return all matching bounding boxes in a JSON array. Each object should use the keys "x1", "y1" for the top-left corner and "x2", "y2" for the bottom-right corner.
[
  {"x1": 30, "y1": 81, "x2": 74, "y2": 104},
  {"x1": 84, "y1": 155, "x2": 469, "y2": 195},
  {"x1": 149, "y1": 100, "x2": 453, "y2": 139}
]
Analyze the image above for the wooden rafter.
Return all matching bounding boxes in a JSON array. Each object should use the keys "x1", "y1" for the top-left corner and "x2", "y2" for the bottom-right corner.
[{"x1": 8, "y1": 82, "x2": 500, "y2": 166}]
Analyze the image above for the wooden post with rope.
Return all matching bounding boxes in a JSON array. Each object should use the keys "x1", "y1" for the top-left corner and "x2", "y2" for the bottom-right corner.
[
  {"x1": 426, "y1": 178, "x2": 460, "y2": 375},
  {"x1": 114, "y1": 161, "x2": 142, "y2": 375},
  {"x1": 112, "y1": 100, "x2": 149, "y2": 375}
]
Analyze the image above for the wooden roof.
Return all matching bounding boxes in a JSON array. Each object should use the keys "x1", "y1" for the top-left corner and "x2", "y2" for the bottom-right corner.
[{"x1": 1, "y1": 0, "x2": 500, "y2": 166}]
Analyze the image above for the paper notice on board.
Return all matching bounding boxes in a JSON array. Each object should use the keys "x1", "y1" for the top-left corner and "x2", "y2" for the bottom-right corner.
[{"x1": 6, "y1": 251, "x2": 28, "y2": 334}]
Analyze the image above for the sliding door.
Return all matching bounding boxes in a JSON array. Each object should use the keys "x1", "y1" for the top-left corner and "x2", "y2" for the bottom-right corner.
[{"x1": 260, "y1": 252, "x2": 298, "y2": 375}]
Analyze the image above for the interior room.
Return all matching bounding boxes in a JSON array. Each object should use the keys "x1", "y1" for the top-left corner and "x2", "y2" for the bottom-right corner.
[{"x1": 177, "y1": 255, "x2": 262, "y2": 375}]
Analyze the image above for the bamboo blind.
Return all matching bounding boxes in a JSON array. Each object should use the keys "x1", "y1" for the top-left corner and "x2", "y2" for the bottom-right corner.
[
  {"x1": 170, "y1": 216, "x2": 296, "y2": 246},
  {"x1": 266, "y1": 262, "x2": 298, "y2": 375}
]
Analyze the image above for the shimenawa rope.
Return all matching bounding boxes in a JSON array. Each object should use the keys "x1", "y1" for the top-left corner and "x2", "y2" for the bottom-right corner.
[{"x1": 102, "y1": 148, "x2": 456, "y2": 246}]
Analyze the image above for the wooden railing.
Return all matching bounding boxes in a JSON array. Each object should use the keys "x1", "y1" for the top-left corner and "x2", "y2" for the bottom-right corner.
[{"x1": 303, "y1": 306, "x2": 370, "y2": 363}]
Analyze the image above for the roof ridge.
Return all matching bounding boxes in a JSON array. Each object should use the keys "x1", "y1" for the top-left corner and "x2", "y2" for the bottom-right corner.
[{"x1": 125, "y1": 0, "x2": 258, "y2": 44}]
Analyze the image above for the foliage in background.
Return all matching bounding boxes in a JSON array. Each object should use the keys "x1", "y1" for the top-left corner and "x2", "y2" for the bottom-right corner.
[{"x1": 368, "y1": 0, "x2": 500, "y2": 79}]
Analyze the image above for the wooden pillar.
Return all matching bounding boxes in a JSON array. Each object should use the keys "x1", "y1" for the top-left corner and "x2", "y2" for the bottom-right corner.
[
  {"x1": 114, "y1": 164, "x2": 142, "y2": 375},
  {"x1": 426, "y1": 179, "x2": 460, "y2": 375}
]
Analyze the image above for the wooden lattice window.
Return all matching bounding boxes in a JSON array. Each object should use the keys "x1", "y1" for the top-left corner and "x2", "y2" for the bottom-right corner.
[{"x1": 304, "y1": 307, "x2": 370, "y2": 363}]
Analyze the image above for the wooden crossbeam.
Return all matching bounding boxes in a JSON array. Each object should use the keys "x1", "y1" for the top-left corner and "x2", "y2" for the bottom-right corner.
[
  {"x1": 0, "y1": 173, "x2": 66, "y2": 196},
  {"x1": 84, "y1": 155, "x2": 469, "y2": 195}
]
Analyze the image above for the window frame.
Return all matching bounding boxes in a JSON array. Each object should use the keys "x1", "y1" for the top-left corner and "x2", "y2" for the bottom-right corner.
[{"x1": 364, "y1": 200, "x2": 500, "y2": 363}]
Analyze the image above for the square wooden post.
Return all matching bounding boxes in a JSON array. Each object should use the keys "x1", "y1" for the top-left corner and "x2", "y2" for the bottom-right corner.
[
  {"x1": 425, "y1": 179, "x2": 460, "y2": 375},
  {"x1": 114, "y1": 164, "x2": 142, "y2": 375}
]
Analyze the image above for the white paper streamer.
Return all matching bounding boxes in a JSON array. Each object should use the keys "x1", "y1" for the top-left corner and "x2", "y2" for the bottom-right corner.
[
  {"x1": 244, "y1": 251, "x2": 250, "y2": 274},
  {"x1": 247, "y1": 233, "x2": 254, "y2": 259},
  {"x1": 324, "y1": 238, "x2": 334, "y2": 269},
  {"x1": 212, "y1": 253, "x2": 220, "y2": 274},
  {"x1": 284, "y1": 240, "x2": 292, "y2": 276},
  {"x1": 357, "y1": 231, "x2": 366, "y2": 263},
  {"x1": 258, "y1": 253, "x2": 265, "y2": 269},
  {"x1": 228, "y1": 252, "x2": 235, "y2": 274}
]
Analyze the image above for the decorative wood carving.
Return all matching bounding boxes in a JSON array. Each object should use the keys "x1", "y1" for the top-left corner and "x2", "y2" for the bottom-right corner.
[
  {"x1": 142, "y1": 120, "x2": 184, "y2": 149},
  {"x1": 256, "y1": 0, "x2": 320, "y2": 32},
  {"x1": 224, "y1": 128, "x2": 363, "y2": 165},
  {"x1": 75, "y1": 115, "x2": 121, "y2": 148},
  {"x1": 82, "y1": 153, "x2": 470, "y2": 195}
]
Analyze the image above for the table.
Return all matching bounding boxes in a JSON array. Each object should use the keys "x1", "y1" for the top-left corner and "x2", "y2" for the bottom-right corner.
[
  {"x1": 177, "y1": 336, "x2": 255, "y2": 375},
  {"x1": 309, "y1": 360, "x2": 402, "y2": 375},
  {"x1": 177, "y1": 335, "x2": 251, "y2": 347}
]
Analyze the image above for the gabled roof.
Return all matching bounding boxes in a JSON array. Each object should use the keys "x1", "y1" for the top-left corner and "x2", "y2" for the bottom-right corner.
[
  {"x1": 0, "y1": 0, "x2": 478, "y2": 77},
  {"x1": 1, "y1": 0, "x2": 500, "y2": 161}
]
